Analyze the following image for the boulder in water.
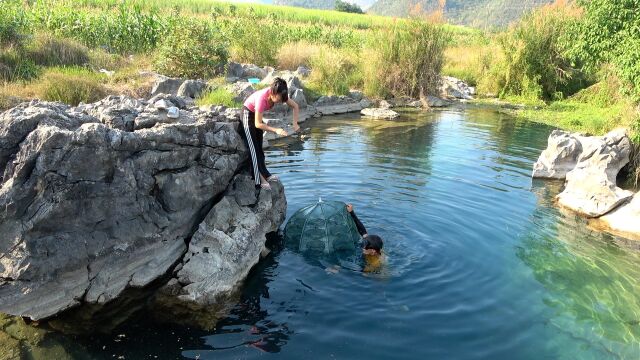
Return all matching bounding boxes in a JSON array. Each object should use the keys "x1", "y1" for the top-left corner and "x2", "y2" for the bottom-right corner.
[
  {"x1": 0, "y1": 97, "x2": 286, "y2": 321},
  {"x1": 555, "y1": 128, "x2": 633, "y2": 217},
  {"x1": 361, "y1": 107, "x2": 400, "y2": 120}
]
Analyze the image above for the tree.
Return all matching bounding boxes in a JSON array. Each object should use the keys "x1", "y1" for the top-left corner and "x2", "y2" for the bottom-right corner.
[{"x1": 335, "y1": 0, "x2": 364, "y2": 14}]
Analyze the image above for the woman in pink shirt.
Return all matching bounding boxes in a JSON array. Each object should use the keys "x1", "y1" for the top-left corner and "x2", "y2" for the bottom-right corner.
[{"x1": 241, "y1": 77, "x2": 300, "y2": 190}]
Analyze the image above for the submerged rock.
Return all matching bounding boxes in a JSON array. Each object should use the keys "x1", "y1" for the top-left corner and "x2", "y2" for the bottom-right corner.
[
  {"x1": 361, "y1": 107, "x2": 400, "y2": 120},
  {"x1": 0, "y1": 97, "x2": 286, "y2": 321},
  {"x1": 595, "y1": 193, "x2": 640, "y2": 239},
  {"x1": 555, "y1": 129, "x2": 633, "y2": 217}
]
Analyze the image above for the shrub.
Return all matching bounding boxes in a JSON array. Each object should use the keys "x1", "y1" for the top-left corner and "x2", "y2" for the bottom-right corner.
[
  {"x1": 308, "y1": 47, "x2": 360, "y2": 96},
  {"x1": 0, "y1": 49, "x2": 40, "y2": 82},
  {"x1": 227, "y1": 16, "x2": 279, "y2": 66},
  {"x1": 195, "y1": 87, "x2": 241, "y2": 108},
  {"x1": 34, "y1": 67, "x2": 107, "y2": 105},
  {"x1": 154, "y1": 21, "x2": 228, "y2": 78},
  {"x1": 335, "y1": 0, "x2": 364, "y2": 14},
  {"x1": 362, "y1": 19, "x2": 446, "y2": 98},
  {"x1": 26, "y1": 33, "x2": 90, "y2": 67},
  {"x1": 492, "y1": 2, "x2": 584, "y2": 101},
  {"x1": 277, "y1": 41, "x2": 323, "y2": 70}
]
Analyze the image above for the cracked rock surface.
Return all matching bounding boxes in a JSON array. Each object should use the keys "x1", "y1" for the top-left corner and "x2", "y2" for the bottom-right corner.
[{"x1": 0, "y1": 96, "x2": 286, "y2": 321}]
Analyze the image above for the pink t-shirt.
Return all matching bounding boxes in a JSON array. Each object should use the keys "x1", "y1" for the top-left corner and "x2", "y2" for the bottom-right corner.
[{"x1": 243, "y1": 88, "x2": 273, "y2": 113}]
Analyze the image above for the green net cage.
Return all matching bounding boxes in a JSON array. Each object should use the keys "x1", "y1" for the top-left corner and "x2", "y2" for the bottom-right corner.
[{"x1": 284, "y1": 199, "x2": 361, "y2": 254}]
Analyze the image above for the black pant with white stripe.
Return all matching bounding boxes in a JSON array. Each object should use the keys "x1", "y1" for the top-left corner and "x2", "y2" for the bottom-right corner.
[{"x1": 241, "y1": 107, "x2": 272, "y2": 186}]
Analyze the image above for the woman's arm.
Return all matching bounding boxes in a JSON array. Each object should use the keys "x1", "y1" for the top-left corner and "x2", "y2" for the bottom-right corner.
[
  {"x1": 255, "y1": 111, "x2": 287, "y2": 136},
  {"x1": 286, "y1": 99, "x2": 300, "y2": 132}
]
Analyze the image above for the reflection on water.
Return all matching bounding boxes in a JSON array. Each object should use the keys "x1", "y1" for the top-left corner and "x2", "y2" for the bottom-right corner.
[{"x1": 4, "y1": 106, "x2": 640, "y2": 359}]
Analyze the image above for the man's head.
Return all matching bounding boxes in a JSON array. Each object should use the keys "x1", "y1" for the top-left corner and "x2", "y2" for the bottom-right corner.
[
  {"x1": 269, "y1": 77, "x2": 289, "y2": 103},
  {"x1": 362, "y1": 234, "x2": 383, "y2": 256}
]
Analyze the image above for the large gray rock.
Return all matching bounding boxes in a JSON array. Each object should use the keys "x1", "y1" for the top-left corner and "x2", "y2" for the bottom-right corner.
[
  {"x1": 0, "y1": 98, "x2": 286, "y2": 321},
  {"x1": 165, "y1": 174, "x2": 286, "y2": 305},
  {"x1": 312, "y1": 95, "x2": 364, "y2": 116},
  {"x1": 441, "y1": 76, "x2": 474, "y2": 100},
  {"x1": 177, "y1": 80, "x2": 208, "y2": 99},
  {"x1": 291, "y1": 88, "x2": 307, "y2": 108},
  {"x1": 226, "y1": 82, "x2": 256, "y2": 103},
  {"x1": 361, "y1": 107, "x2": 400, "y2": 120},
  {"x1": 226, "y1": 62, "x2": 270, "y2": 81},
  {"x1": 556, "y1": 129, "x2": 633, "y2": 217},
  {"x1": 150, "y1": 76, "x2": 185, "y2": 97},
  {"x1": 532, "y1": 130, "x2": 583, "y2": 179}
]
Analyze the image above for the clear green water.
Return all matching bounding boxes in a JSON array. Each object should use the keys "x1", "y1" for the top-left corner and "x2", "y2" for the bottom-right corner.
[{"x1": 14, "y1": 107, "x2": 640, "y2": 359}]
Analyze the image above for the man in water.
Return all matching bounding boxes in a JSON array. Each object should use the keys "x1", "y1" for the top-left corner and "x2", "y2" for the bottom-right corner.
[{"x1": 346, "y1": 204, "x2": 384, "y2": 272}]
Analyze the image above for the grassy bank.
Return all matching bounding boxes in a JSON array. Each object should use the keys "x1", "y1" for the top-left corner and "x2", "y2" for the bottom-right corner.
[
  {"x1": 443, "y1": 0, "x2": 640, "y2": 140},
  {"x1": 1, "y1": 0, "x2": 454, "y2": 110}
]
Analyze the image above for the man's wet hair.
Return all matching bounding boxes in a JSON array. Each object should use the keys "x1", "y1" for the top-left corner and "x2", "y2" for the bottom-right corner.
[
  {"x1": 270, "y1": 77, "x2": 289, "y2": 103},
  {"x1": 363, "y1": 235, "x2": 383, "y2": 254}
]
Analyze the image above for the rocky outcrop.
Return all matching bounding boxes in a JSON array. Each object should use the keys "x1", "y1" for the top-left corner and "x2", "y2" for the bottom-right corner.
[
  {"x1": 441, "y1": 76, "x2": 474, "y2": 100},
  {"x1": 0, "y1": 96, "x2": 286, "y2": 321},
  {"x1": 162, "y1": 174, "x2": 286, "y2": 305},
  {"x1": 226, "y1": 62, "x2": 273, "y2": 83},
  {"x1": 226, "y1": 81, "x2": 256, "y2": 103},
  {"x1": 150, "y1": 76, "x2": 208, "y2": 99},
  {"x1": 534, "y1": 129, "x2": 634, "y2": 219},
  {"x1": 555, "y1": 129, "x2": 632, "y2": 217},
  {"x1": 360, "y1": 107, "x2": 400, "y2": 120},
  {"x1": 532, "y1": 130, "x2": 583, "y2": 179}
]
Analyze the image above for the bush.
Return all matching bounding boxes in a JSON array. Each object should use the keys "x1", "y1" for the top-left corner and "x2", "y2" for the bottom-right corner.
[
  {"x1": 34, "y1": 67, "x2": 107, "y2": 105},
  {"x1": 26, "y1": 33, "x2": 90, "y2": 67},
  {"x1": 277, "y1": 41, "x2": 323, "y2": 70},
  {"x1": 227, "y1": 16, "x2": 279, "y2": 66},
  {"x1": 491, "y1": 2, "x2": 584, "y2": 101},
  {"x1": 195, "y1": 87, "x2": 241, "y2": 108},
  {"x1": 154, "y1": 21, "x2": 228, "y2": 78},
  {"x1": 335, "y1": 0, "x2": 364, "y2": 14},
  {"x1": 308, "y1": 47, "x2": 360, "y2": 96},
  {"x1": 362, "y1": 19, "x2": 446, "y2": 98}
]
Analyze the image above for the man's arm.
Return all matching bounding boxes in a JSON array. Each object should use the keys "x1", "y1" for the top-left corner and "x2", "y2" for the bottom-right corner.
[{"x1": 347, "y1": 204, "x2": 367, "y2": 236}]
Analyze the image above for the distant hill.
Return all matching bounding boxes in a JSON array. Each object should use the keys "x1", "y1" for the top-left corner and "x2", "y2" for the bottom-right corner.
[{"x1": 367, "y1": 0, "x2": 554, "y2": 28}]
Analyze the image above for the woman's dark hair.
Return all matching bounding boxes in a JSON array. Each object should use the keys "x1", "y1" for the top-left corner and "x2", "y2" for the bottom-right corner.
[
  {"x1": 270, "y1": 77, "x2": 289, "y2": 103},
  {"x1": 364, "y1": 235, "x2": 383, "y2": 254}
]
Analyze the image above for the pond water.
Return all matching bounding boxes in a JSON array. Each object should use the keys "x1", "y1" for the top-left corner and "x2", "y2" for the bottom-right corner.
[{"x1": 28, "y1": 107, "x2": 640, "y2": 359}]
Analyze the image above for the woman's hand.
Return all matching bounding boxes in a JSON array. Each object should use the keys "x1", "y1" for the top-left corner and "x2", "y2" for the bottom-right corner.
[
  {"x1": 275, "y1": 128, "x2": 288, "y2": 137},
  {"x1": 293, "y1": 123, "x2": 300, "y2": 133}
]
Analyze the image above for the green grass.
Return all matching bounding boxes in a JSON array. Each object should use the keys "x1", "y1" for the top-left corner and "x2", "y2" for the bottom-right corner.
[
  {"x1": 496, "y1": 99, "x2": 638, "y2": 139},
  {"x1": 34, "y1": 66, "x2": 108, "y2": 105},
  {"x1": 195, "y1": 87, "x2": 241, "y2": 108},
  {"x1": 73, "y1": 0, "x2": 398, "y2": 30}
]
